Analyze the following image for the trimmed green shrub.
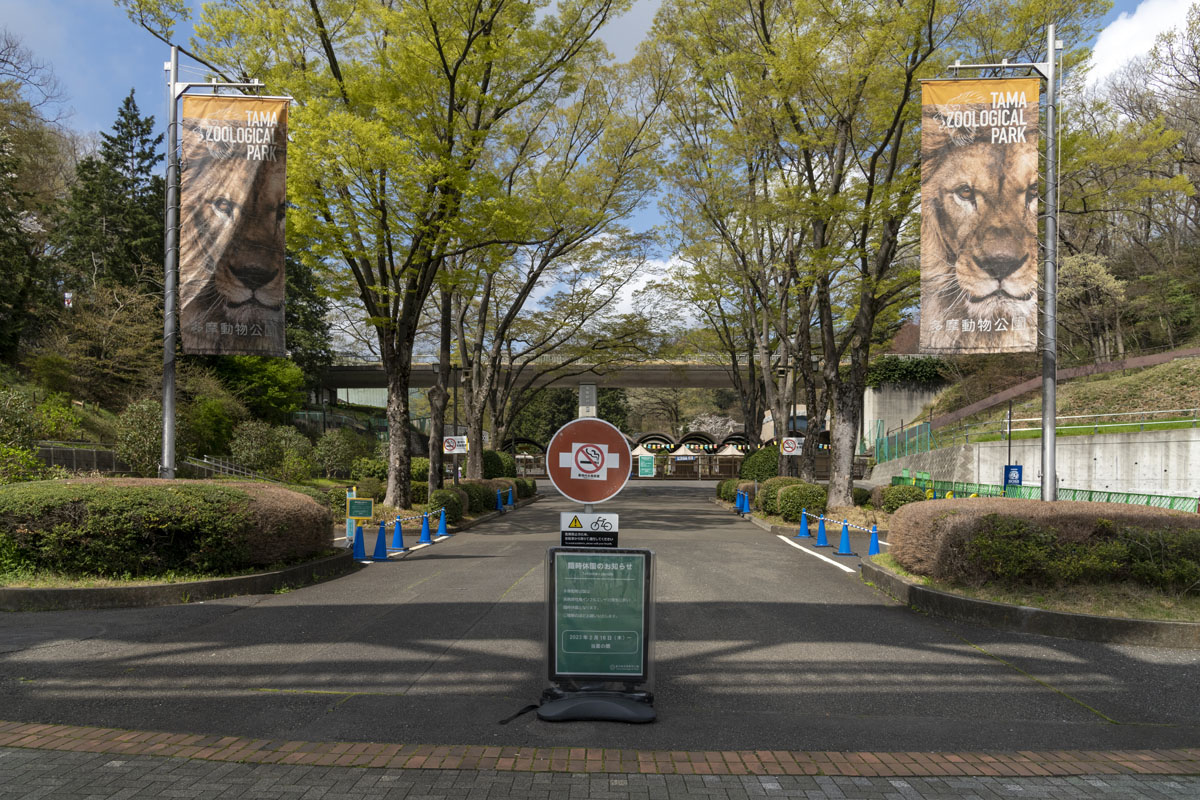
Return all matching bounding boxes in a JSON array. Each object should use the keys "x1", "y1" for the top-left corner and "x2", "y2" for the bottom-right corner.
[
  {"x1": 778, "y1": 483, "x2": 827, "y2": 522},
  {"x1": 0, "y1": 479, "x2": 331, "y2": 577},
  {"x1": 410, "y1": 481, "x2": 429, "y2": 505},
  {"x1": 758, "y1": 477, "x2": 805, "y2": 515},
  {"x1": 458, "y1": 480, "x2": 494, "y2": 513},
  {"x1": 514, "y1": 477, "x2": 535, "y2": 499},
  {"x1": 481, "y1": 449, "x2": 505, "y2": 479},
  {"x1": 882, "y1": 484, "x2": 927, "y2": 513},
  {"x1": 496, "y1": 451, "x2": 517, "y2": 478},
  {"x1": 852, "y1": 487, "x2": 871, "y2": 507},
  {"x1": 429, "y1": 489, "x2": 463, "y2": 524},
  {"x1": 115, "y1": 397, "x2": 163, "y2": 477},
  {"x1": 447, "y1": 485, "x2": 470, "y2": 515},
  {"x1": 739, "y1": 445, "x2": 779, "y2": 482},
  {"x1": 228, "y1": 420, "x2": 280, "y2": 474},
  {"x1": 351, "y1": 457, "x2": 387, "y2": 482},
  {"x1": 410, "y1": 457, "x2": 430, "y2": 482},
  {"x1": 716, "y1": 479, "x2": 735, "y2": 502}
]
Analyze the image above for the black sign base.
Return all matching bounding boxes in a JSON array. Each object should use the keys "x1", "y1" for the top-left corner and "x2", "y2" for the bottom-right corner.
[{"x1": 536, "y1": 689, "x2": 655, "y2": 724}]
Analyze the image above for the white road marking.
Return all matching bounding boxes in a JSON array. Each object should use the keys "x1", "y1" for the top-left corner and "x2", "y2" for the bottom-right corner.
[
  {"x1": 776, "y1": 535, "x2": 857, "y2": 573},
  {"x1": 879, "y1": 540, "x2": 891, "y2": 546}
]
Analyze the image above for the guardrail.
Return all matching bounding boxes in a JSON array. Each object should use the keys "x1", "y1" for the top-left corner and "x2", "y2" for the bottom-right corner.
[{"x1": 889, "y1": 475, "x2": 1199, "y2": 512}]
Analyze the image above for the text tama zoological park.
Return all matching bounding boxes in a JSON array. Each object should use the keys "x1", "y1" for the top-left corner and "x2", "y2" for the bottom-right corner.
[
  {"x1": 919, "y1": 78, "x2": 1039, "y2": 355},
  {"x1": 179, "y1": 95, "x2": 290, "y2": 357}
]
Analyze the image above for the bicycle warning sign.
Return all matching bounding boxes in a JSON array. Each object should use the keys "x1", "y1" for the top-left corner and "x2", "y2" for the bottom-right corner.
[{"x1": 560, "y1": 512, "x2": 619, "y2": 548}]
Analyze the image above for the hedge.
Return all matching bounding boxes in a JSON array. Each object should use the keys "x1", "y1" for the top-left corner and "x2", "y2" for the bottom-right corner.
[
  {"x1": 778, "y1": 483, "x2": 827, "y2": 522},
  {"x1": 716, "y1": 479, "x2": 739, "y2": 503},
  {"x1": 496, "y1": 451, "x2": 517, "y2": 478},
  {"x1": 882, "y1": 484, "x2": 926, "y2": 513},
  {"x1": 429, "y1": 489, "x2": 463, "y2": 525},
  {"x1": 0, "y1": 479, "x2": 332, "y2": 578},
  {"x1": 758, "y1": 477, "x2": 805, "y2": 515},
  {"x1": 481, "y1": 450, "x2": 505, "y2": 479},
  {"x1": 458, "y1": 480, "x2": 494, "y2": 513},
  {"x1": 739, "y1": 445, "x2": 779, "y2": 482},
  {"x1": 889, "y1": 498, "x2": 1200, "y2": 592}
]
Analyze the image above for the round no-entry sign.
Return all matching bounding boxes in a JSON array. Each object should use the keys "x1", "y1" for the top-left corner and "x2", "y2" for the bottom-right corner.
[{"x1": 546, "y1": 418, "x2": 632, "y2": 504}]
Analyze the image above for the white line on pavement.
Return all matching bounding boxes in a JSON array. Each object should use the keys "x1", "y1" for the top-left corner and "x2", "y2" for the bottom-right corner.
[
  {"x1": 775, "y1": 535, "x2": 857, "y2": 573},
  {"x1": 879, "y1": 540, "x2": 890, "y2": 546}
]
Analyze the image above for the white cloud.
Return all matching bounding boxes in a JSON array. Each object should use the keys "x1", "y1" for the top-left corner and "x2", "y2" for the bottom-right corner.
[{"x1": 1088, "y1": 0, "x2": 1193, "y2": 85}]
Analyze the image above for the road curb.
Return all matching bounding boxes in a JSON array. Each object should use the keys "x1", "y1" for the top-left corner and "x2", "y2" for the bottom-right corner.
[
  {"x1": 861, "y1": 559, "x2": 1200, "y2": 649},
  {"x1": 0, "y1": 551, "x2": 358, "y2": 613}
]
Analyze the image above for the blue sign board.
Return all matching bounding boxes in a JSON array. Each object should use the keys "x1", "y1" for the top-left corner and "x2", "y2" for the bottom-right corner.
[{"x1": 1003, "y1": 465, "x2": 1022, "y2": 488}]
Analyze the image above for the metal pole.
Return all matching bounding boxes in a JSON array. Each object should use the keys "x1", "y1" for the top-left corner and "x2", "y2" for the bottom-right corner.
[
  {"x1": 159, "y1": 46, "x2": 179, "y2": 480},
  {"x1": 1007, "y1": 400, "x2": 1013, "y2": 467},
  {"x1": 1041, "y1": 25, "x2": 1060, "y2": 501},
  {"x1": 452, "y1": 366, "x2": 459, "y2": 485}
]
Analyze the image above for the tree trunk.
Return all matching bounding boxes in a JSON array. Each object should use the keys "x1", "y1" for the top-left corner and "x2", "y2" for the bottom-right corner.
[
  {"x1": 384, "y1": 350, "x2": 413, "y2": 509},
  {"x1": 426, "y1": 288, "x2": 452, "y2": 494}
]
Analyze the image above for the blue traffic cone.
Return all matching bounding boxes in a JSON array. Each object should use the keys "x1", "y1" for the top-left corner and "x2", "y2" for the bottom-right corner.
[
  {"x1": 868, "y1": 524, "x2": 880, "y2": 556},
  {"x1": 373, "y1": 521, "x2": 389, "y2": 561},
  {"x1": 507, "y1": 487, "x2": 514, "y2": 506},
  {"x1": 391, "y1": 516, "x2": 406, "y2": 551},
  {"x1": 796, "y1": 509, "x2": 810, "y2": 538},
  {"x1": 436, "y1": 508, "x2": 448, "y2": 538},
  {"x1": 418, "y1": 512, "x2": 432, "y2": 544},
  {"x1": 815, "y1": 516, "x2": 829, "y2": 547},
  {"x1": 495, "y1": 491, "x2": 504, "y2": 512},
  {"x1": 735, "y1": 491, "x2": 742, "y2": 512},
  {"x1": 834, "y1": 519, "x2": 855, "y2": 557},
  {"x1": 352, "y1": 525, "x2": 367, "y2": 560}
]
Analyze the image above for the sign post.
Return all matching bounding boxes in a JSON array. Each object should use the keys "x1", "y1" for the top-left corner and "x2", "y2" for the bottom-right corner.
[
  {"x1": 541, "y1": 547, "x2": 654, "y2": 723},
  {"x1": 537, "y1": 417, "x2": 653, "y2": 723}
]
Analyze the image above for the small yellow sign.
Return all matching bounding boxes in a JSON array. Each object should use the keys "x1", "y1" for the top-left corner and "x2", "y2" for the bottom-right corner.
[{"x1": 568, "y1": 516, "x2": 583, "y2": 529}]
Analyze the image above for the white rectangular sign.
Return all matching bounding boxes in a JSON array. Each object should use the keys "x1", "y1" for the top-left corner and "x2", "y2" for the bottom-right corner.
[
  {"x1": 780, "y1": 437, "x2": 803, "y2": 456},
  {"x1": 560, "y1": 512, "x2": 619, "y2": 533},
  {"x1": 442, "y1": 436, "x2": 468, "y2": 454}
]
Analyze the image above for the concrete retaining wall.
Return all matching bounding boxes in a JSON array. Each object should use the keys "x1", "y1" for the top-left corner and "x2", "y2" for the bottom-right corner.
[
  {"x1": 862, "y1": 385, "x2": 942, "y2": 441},
  {"x1": 869, "y1": 428, "x2": 1200, "y2": 497}
]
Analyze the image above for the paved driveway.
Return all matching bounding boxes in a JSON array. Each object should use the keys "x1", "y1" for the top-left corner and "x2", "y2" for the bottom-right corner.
[{"x1": 2, "y1": 480, "x2": 1199, "y2": 753}]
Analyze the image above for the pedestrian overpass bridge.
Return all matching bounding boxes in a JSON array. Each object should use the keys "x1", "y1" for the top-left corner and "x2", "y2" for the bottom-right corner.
[{"x1": 322, "y1": 361, "x2": 748, "y2": 391}]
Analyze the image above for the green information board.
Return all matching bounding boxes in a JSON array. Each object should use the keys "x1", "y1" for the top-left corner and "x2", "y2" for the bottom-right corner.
[
  {"x1": 638, "y1": 455, "x2": 655, "y2": 478},
  {"x1": 346, "y1": 497, "x2": 374, "y2": 519},
  {"x1": 548, "y1": 548, "x2": 651, "y2": 681}
]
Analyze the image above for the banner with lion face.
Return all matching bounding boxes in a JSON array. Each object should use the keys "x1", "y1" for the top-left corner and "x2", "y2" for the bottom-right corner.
[
  {"x1": 180, "y1": 95, "x2": 289, "y2": 356},
  {"x1": 919, "y1": 78, "x2": 1039, "y2": 354}
]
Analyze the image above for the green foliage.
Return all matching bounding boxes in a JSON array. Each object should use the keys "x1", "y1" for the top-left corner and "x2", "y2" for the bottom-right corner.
[
  {"x1": 351, "y1": 457, "x2": 388, "y2": 482},
  {"x1": 213, "y1": 356, "x2": 306, "y2": 424},
  {"x1": 409, "y1": 481, "x2": 429, "y2": 505},
  {"x1": 716, "y1": 479, "x2": 739, "y2": 502},
  {"x1": 963, "y1": 516, "x2": 1200, "y2": 594},
  {"x1": 864, "y1": 356, "x2": 947, "y2": 389},
  {"x1": 458, "y1": 480, "x2": 494, "y2": 514},
  {"x1": 273, "y1": 426, "x2": 314, "y2": 482},
  {"x1": 409, "y1": 457, "x2": 430, "y2": 482},
  {"x1": 28, "y1": 354, "x2": 73, "y2": 395},
  {"x1": 0, "y1": 480, "x2": 331, "y2": 579},
  {"x1": 758, "y1": 476, "x2": 805, "y2": 515},
  {"x1": 852, "y1": 487, "x2": 871, "y2": 507},
  {"x1": 739, "y1": 445, "x2": 779, "y2": 481},
  {"x1": 778, "y1": 483, "x2": 828, "y2": 522},
  {"x1": 0, "y1": 389, "x2": 36, "y2": 449},
  {"x1": 513, "y1": 477, "x2": 536, "y2": 499},
  {"x1": 114, "y1": 397, "x2": 162, "y2": 477},
  {"x1": 481, "y1": 449, "x2": 505, "y2": 479},
  {"x1": 496, "y1": 451, "x2": 517, "y2": 478},
  {"x1": 178, "y1": 394, "x2": 246, "y2": 459},
  {"x1": 882, "y1": 485, "x2": 927, "y2": 513},
  {"x1": 429, "y1": 488, "x2": 463, "y2": 524},
  {"x1": 229, "y1": 420, "x2": 281, "y2": 474},
  {"x1": 32, "y1": 395, "x2": 83, "y2": 442},
  {"x1": 315, "y1": 428, "x2": 371, "y2": 478},
  {"x1": 0, "y1": 444, "x2": 46, "y2": 484}
]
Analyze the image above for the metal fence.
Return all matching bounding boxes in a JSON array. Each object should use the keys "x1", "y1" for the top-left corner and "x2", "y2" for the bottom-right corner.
[
  {"x1": 36, "y1": 442, "x2": 129, "y2": 473},
  {"x1": 889, "y1": 475, "x2": 1199, "y2": 512},
  {"x1": 874, "y1": 422, "x2": 936, "y2": 463}
]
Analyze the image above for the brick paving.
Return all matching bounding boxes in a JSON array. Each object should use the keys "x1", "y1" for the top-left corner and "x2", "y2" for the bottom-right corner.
[{"x1": 4, "y1": 746, "x2": 1200, "y2": 799}]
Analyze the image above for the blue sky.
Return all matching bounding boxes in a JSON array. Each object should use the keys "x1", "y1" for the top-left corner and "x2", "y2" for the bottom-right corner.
[{"x1": 1, "y1": 0, "x2": 1182, "y2": 140}]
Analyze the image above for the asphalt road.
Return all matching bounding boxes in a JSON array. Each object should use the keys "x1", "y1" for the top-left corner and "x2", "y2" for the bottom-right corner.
[{"x1": 2, "y1": 480, "x2": 1199, "y2": 753}]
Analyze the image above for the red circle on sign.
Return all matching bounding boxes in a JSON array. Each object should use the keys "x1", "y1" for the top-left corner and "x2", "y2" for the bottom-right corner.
[
  {"x1": 546, "y1": 418, "x2": 632, "y2": 504},
  {"x1": 444, "y1": 437, "x2": 456, "y2": 452},
  {"x1": 781, "y1": 438, "x2": 797, "y2": 454}
]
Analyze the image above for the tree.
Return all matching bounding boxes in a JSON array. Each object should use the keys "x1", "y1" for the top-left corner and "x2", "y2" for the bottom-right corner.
[
  {"x1": 121, "y1": 0, "x2": 638, "y2": 508},
  {"x1": 57, "y1": 89, "x2": 165, "y2": 288},
  {"x1": 211, "y1": 356, "x2": 306, "y2": 425},
  {"x1": 114, "y1": 396, "x2": 163, "y2": 477},
  {"x1": 282, "y1": 251, "x2": 333, "y2": 392}
]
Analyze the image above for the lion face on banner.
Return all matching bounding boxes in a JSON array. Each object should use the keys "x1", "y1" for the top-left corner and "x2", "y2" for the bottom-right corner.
[
  {"x1": 179, "y1": 119, "x2": 286, "y2": 355},
  {"x1": 920, "y1": 100, "x2": 1038, "y2": 352}
]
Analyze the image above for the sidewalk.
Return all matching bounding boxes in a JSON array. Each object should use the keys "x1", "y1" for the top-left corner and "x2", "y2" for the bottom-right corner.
[{"x1": 4, "y1": 745, "x2": 1200, "y2": 799}]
